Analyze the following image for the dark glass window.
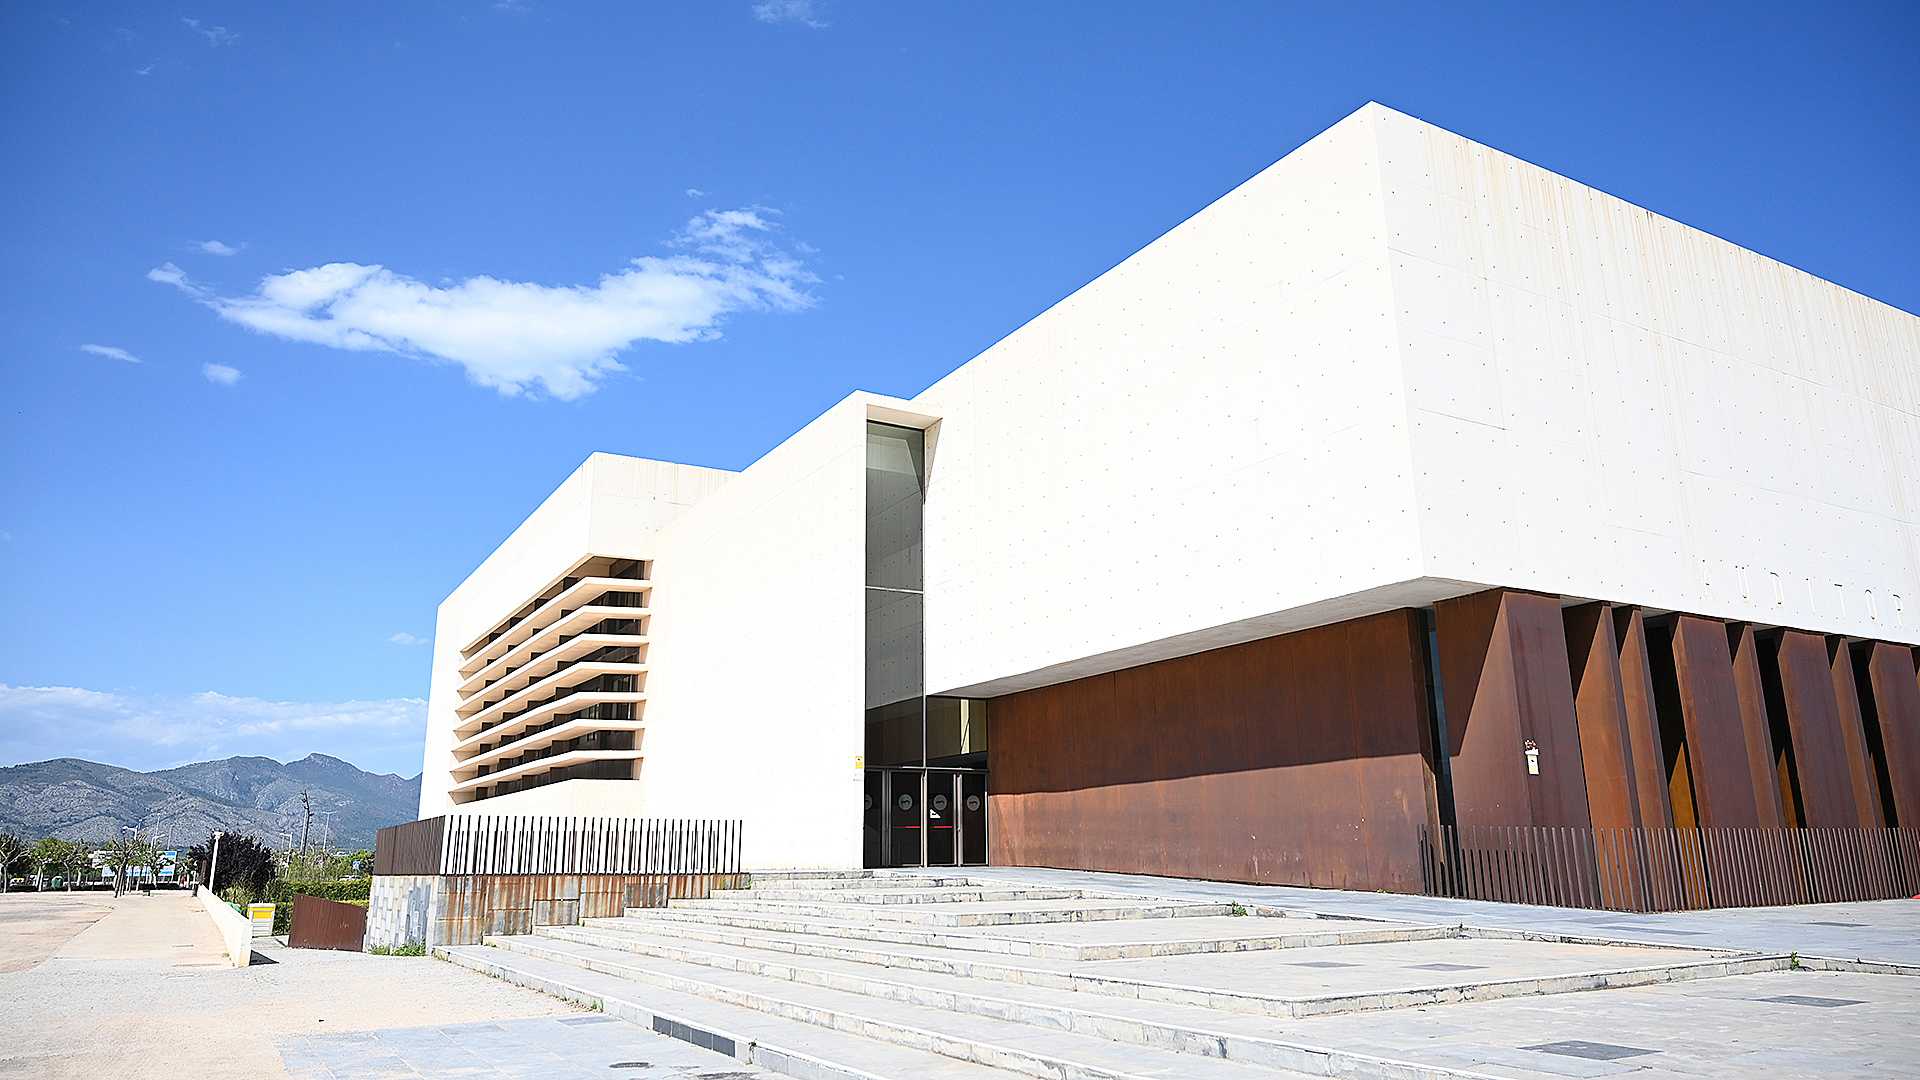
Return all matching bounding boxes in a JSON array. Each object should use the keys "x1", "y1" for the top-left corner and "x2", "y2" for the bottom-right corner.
[
  {"x1": 866, "y1": 423, "x2": 924, "y2": 590},
  {"x1": 926, "y1": 696, "x2": 989, "y2": 769}
]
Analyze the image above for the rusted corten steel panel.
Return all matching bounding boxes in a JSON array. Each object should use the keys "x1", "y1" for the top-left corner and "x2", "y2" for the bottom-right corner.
[
  {"x1": 988, "y1": 608, "x2": 1437, "y2": 893},
  {"x1": 1614, "y1": 609, "x2": 1675, "y2": 830},
  {"x1": 374, "y1": 816, "x2": 446, "y2": 876},
  {"x1": 288, "y1": 894, "x2": 367, "y2": 952},
  {"x1": 1772, "y1": 631, "x2": 1863, "y2": 827},
  {"x1": 1729, "y1": 626, "x2": 1786, "y2": 827},
  {"x1": 1668, "y1": 616, "x2": 1768, "y2": 826},
  {"x1": 1866, "y1": 643, "x2": 1920, "y2": 826},
  {"x1": 1563, "y1": 604, "x2": 1642, "y2": 829},
  {"x1": 1830, "y1": 640, "x2": 1885, "y2": 828},
  {"x1": 1436, "y1": 590, "x2": 1589, "y2": 829}
]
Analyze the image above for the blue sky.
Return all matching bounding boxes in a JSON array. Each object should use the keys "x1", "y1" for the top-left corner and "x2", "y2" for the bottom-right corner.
[{"x1": 2, "y1": 2, "x2": 1915, "y2": 776}]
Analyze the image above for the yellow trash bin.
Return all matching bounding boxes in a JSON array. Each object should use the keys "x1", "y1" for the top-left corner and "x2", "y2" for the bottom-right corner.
[{"x1": 248, "y1": 903, "x2": 276, "y2": 939}]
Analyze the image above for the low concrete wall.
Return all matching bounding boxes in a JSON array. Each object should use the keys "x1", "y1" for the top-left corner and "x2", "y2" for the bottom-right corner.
[{"x1": 196, "y1": 885, "x2": 252, "y2": 968}]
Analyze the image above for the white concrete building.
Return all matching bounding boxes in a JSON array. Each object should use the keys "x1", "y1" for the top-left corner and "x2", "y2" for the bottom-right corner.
[{"x1": 417, "y1": 103, "x2": 1920, "y2": 887}]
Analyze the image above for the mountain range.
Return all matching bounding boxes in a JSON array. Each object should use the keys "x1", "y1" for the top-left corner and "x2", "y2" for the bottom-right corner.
[{"x1": 0, "y1": 753, "x2": 421, "y2": 850}]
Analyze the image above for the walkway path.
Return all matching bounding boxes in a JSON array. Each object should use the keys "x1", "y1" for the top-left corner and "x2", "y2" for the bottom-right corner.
[{"x1": 0, "y1": 890, "x2": 757, "y2": 1079}]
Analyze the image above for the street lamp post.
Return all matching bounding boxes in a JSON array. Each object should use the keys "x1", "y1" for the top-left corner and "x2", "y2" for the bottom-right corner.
[{"x1": 206, "y1": 831, "x2": 224, "y2": 898}]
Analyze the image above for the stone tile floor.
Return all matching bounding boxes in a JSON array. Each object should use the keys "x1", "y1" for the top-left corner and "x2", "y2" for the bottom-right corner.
[
  {"x1": 278, "y1": 1015, "x2": 773, "y2": 1080},
  {"x1": 1280, "y1": 969, "x2": 1919, "y2": 1079}
]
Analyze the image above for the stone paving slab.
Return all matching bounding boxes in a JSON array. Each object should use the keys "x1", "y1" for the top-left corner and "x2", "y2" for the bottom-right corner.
[
  {"x1": 1277, "y1": 969, "x2": 1919, "y2": 1079},
  {"x1": 678, "y1": 895, "x2": 1231, "y2": 927},
  {"x1": 1080, "y1": 937, "x2": 1720, "y2": 999},
  {"x1": 280, "y1": 1015, "x2": 776, "y2": 1079}
]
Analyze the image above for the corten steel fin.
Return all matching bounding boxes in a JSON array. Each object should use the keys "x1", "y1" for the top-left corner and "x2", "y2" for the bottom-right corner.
[
  {"x1": 1563, "y1": 603, "x2": 1643, "y2": 828},
  {"x1": 1435, "y1": 590, "x2": 1590, "y2": 830},
  {"x1": 1864, "y1": 643, "x2": 1920, "y2": 826},
  {"x1": 1770, "y1": 631, "x2": 1865, "y2": 827},
  {"x1": 1614, "y1": 609, "x2": 1675, "y2": 829},
  {"x1": 988, "y1": 608, "x2": 1438, "y2": 893},
  {"x1": 1829, "y1": 639, "x2": 1885, "y2": 828},
  {"x1": 1562, "y1": 602, "x2": 1646, "y2": 907},
  {"x1": 1667, "y1": 616, "x2": 1768, "y2": 827},
  {"x1": 1729, "y1": 624, "x2": 1787, "y2": 827}
]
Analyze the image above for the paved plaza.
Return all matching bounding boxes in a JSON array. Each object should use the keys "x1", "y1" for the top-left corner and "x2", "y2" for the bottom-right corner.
[
  {"x1": 3, "y1": 879, "x2": 1916, "y2": 1078},
  {"x1": 440, "y1": 869, "x2": 1920, "y2": 1079}
]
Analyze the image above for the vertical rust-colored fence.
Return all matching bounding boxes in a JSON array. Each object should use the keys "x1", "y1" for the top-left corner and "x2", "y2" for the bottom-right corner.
[
  {"x1": 376, "y1": 815, "x2": 744, "y2": 878},
  {"x1": 288, "y1": 894, "x2": 368, "y2": 951},
  {"x1": 373, "y1": 815, "x2": 747, "y2": 945},
  {"x1": 1420, "y1": 825, "x2": 1920, "y2": 912}
]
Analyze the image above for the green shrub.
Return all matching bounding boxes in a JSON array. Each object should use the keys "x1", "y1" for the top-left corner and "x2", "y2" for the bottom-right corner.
[
  {"x1": 370, "y1": 941, "x2": 427, "y2": 957},
  {"x1": 269, "y1": 878, "x2": 374, "y2": 933}
]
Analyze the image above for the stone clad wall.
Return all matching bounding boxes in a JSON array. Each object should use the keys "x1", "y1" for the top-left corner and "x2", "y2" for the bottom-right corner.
[{"x1": 365, "y1": 874, "x2": 438, "y2": 951}]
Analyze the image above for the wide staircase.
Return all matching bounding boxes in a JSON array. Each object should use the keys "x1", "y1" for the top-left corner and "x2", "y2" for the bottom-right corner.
[{"x1": 436, "y1": 870, "x2": 1769, "y2": 1080}]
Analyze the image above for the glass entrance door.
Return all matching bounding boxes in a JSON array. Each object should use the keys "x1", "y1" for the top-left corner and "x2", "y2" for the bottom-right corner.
[
  {"x1": 866, "y1": 768, "x2": 985, "y2": 867},
  {"x1": 885, "y1": 770, "x2": 922, "y2": 867},
  {"x1": 927, "y1": 772, "x2": 957, "y2": 865},
  {"x1": 960, "y1": 772, "x2": 987, "y2": 865}
]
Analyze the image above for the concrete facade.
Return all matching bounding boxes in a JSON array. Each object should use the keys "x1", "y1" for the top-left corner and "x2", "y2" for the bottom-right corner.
[{"x1": 416, "y1": 102, "x2": 1920, "y2": 883}]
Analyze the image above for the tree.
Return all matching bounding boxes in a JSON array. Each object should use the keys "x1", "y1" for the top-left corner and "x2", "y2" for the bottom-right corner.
[
  {"x1": 200, "y1": 833, "x2": 274, "y2": 898},
  {"x1": 63, "y1": 844, "x2": 96, "y2": 890},
  {"x1": 0, "y1": 833, "x2": 26, "y2": 892},
  {"x1": 30, "y1": 838, "x2": 80, "y2": 889}
]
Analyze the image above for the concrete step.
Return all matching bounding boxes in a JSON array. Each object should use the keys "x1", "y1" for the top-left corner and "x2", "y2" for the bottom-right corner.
[
  {"x1": 437, "y1": 942, "x2": 1013, "y2": 1080},
  {"x1": 724, "y1": 875, "x2": 979, "y2": 892},
  {"x1": 477, "y1": 932, "x2": 1328, "y2": 1080},
  {"x1": 601, "y1": 908, "x2": 1450, "y2": 961},
  {"x1": 547, "y1": 920, "x2": 1390, "y2": 1018},
  {"x1": 537, "y1": 919, "x2": 1787, "y2": 1036},
  {"x1": 745, "y1": 870, "x2": 887, "y2": 882},
  {"x1": 726, "y1": 887, "x2": 1087, "y2": 905},
  {"x1": 667, "y1": 895, "x2": 1233, "y2": 927}
]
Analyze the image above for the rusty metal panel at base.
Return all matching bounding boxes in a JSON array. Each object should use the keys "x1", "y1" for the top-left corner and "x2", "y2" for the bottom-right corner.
[
  {"x1": 287, "y1": 894, "x2": 367, "y2": 952},
  {"x1": 988, "y1": 608, "x2": 1437, "y2": 893},
  {"x1": 425, "y1": 872, "x2": 745, "y2": 946}
]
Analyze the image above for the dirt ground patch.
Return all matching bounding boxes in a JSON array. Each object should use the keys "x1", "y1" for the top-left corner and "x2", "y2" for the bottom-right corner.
[{"x1": 0, "y1": 891, "x2": 116, "y2": 973}]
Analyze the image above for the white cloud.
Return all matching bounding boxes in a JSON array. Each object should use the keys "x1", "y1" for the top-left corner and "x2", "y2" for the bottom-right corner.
[
  {"x1": 79, "y1": 343, "x2": 142, "y2": 364},
  {"x1": 152, "y1": 207, "x2": 817, "y2": 400},
  {"x1": 147, "y1": 262, "x2": 190, "y2": 288},
  {"x1": 752, "y1": 0, "x2": 827, "y2": 27},
  {"x1": 387, "y1": 632, "x2": 429, "y2": 647},
  {"x1": 685, "y1": 188, "x2": 706, "y2": 198},
  {"x1": 199, "y1": 239, "x2": 241, "y2": 256},
  {"x1": 181, "y1": 17, "x2": 238, "y2": 47},
  {"x1": 202, "y1": 362, "x2": 242, "y2": 386},
  {"x1": 0, "y1": 683, "x2": 425, "y2": 774},
  {"x1": 134, "y1": 64, "x2": 154, "y2": 76}
]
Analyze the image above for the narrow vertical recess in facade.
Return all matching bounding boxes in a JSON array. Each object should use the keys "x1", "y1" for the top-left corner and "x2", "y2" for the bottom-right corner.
[
  {"x1": 864, "y1": 422, "x2": 927, "y2": 866},
  {"x1": 1417, "y1": 608, "x2": 1457, "y2": 829}
]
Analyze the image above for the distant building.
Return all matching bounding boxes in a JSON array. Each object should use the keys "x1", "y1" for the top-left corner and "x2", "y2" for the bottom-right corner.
[{"x1": 415, "y1": 103, "x2": 1920, "y2": 890}]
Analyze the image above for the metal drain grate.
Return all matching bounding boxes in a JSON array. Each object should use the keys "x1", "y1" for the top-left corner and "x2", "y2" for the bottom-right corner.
[{"x1": 1523, "y1": 1040, "x2": 1657, "y2": 1061}]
